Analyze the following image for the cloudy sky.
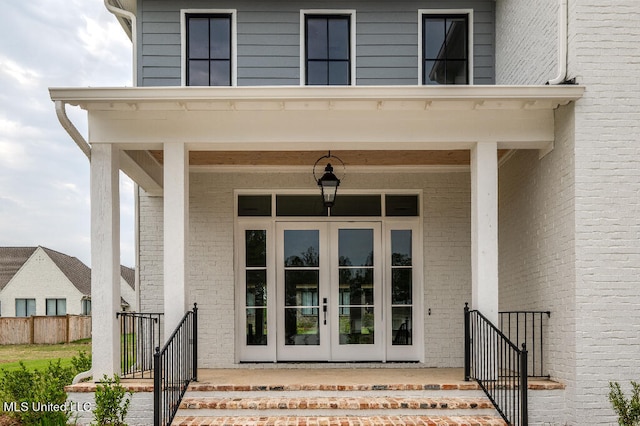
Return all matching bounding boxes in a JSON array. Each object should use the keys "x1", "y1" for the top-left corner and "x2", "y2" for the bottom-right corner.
[{"x1": 0, "y1": 0, "x2": 134, "y2": 267}]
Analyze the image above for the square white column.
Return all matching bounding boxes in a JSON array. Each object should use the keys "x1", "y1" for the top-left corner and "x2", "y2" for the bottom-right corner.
[
  {"x1": 471, "y1": 142, "x2": 499, "y2": 324},
  {"x1": 163, "y1": 142, "x2": 189, "y2": 340},
  {"x1": 90, "y1": 144, "x2": 121, "y2": 378}
]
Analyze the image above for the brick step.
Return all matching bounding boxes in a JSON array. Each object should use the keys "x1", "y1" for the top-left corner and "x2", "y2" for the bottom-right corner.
[
  {"x1": 171, "y1": 415, "x2": 508, "y2": 425},
  {"x1": 180, "y1": 396, "x2": 495, "y2": 411}
]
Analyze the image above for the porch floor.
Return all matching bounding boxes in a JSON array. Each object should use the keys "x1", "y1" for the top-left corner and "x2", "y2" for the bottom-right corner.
[{"x1": 79, "y1": 366, "x2": 562, "y2": 392}]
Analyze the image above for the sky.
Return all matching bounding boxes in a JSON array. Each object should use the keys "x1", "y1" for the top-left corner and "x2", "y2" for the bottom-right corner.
[{"x1": 0, "y1": 0, "x2": 135, "y2": 267}]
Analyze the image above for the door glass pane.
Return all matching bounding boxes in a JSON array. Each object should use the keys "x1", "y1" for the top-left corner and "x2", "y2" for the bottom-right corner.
[
  {"x1": 247, "y1": 308, "x2": 267, "y2": 345},
  {"x1": 392, "y1": 269, "x2": 412, "y2": 305},
  {"x1": 284, "y1": 230, "x2": 319, "y2": 267},
  {"x1": 391, "y1": 230, "x2": 412, "y2": 265},
  {"x1": 339, "y1": 229, "x2": 373, "y2": 266},
  {"x1": 284, "y1": 271, "x2": 319, "y2": 307},
  {"x1": 339, "y1": 307, "x2": 374, "y2": 344},
  {"x1": 339, "y1": 269, "x2": 374, "y2": 305},
  {"x1": 246, "y1": 270, "x2": 267, "y2": 306},
  {"x1": 246, "y1": 230, "x2": 266, "y2": 267},
  {"x1": 285, "y1": 308, "x2": 319, "y2": 345},
  {"x1": 392, "y1": 307, "x2": 412, "y2": 345}
]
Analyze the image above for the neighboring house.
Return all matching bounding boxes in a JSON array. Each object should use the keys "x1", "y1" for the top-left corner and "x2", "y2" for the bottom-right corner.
[
  {"x1": 0, "y1": 247, "x2": 135, "y2": 317},
  {"x1": 49, "y1": 0, "x2": 640, "y2": 424}
]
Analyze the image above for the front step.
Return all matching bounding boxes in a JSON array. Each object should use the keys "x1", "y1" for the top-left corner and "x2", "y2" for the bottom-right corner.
[
  {"x1": 172, "y1": 415, "x2": 507, "y2": 425},
  {"x1": 172, "y1": 386, "x2": 505, "y2": 425}
]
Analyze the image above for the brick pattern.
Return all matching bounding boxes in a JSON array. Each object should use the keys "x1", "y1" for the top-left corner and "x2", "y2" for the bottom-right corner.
[
  {"x1": 180, "y1": 397, "x2": 494, "y2": 411},
  {"x1": 171, "y1": 415, "x2": 507, "y2": 425}
]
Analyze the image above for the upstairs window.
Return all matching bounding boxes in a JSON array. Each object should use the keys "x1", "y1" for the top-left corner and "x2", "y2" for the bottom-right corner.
[
  {"x1": 304, "y1": 14, "x2": 353, "y2": 85},
  {"x1": 186, "y1": 13, "x2": 233, "y2": 86},
  {"x1": 422, "y1": 13, "x2": 470, "y2": 85}
]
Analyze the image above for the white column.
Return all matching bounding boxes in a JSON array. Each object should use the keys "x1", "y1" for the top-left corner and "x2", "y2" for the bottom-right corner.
[
  {"x1": 471, "y1": 142, "x2": 499, "y2": 324},
  {"x1": 90, "y1": 144, "x2": 121, "y2": 378},
  {"x1": 163, "y1": 142, "x2": 189, "y2": 341}
]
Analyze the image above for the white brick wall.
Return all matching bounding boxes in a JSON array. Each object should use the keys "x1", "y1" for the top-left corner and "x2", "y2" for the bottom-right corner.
[
  {"x1": 495, "y1": 0, "x2": 557, "y2": 85},
  {"x1": 497, "y1": 0, "x2": 640, "y2": 424},
  {"x1": 66, "y1": 390, "x2": 153, "y2": 426},
  {"x1": 571, "y1": 1, "x2": 640, "y2": 424},
  {"x1": 138, "y1": 170, "x2": 471, "y2": 368}
]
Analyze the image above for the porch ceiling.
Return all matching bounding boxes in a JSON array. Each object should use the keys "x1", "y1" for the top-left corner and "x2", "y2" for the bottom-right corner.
[{"x1": 147, "y1": 149, "x2": 509, "y2": 166}]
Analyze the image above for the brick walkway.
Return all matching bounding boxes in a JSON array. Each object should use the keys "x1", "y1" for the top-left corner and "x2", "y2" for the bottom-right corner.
[{"x1": 172, "y1": 415, "x2": 507, "y2": 425}]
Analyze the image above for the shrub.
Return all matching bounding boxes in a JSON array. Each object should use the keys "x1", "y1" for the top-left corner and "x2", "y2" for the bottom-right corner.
[
  {"x1": 0, "y1": 360, "x2": 75, "y2": 425},
  {"x1": 91, "y1": 374, "x2": 132, "y2": 426},
  {"x1": 609, "y1": 381, "x2": 640, "y2": 426}
]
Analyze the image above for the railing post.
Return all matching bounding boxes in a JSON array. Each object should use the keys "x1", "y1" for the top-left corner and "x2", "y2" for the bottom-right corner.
[
  {"x1": 520, "y1": 343, "x2": 529, "y2": 426},
  {"x1": 192, "y1": 303, "x2": 198, "y2": 382},
  {"x1": 153, "y1": 346, "x2": 161, "y2": 426},
  {"x1": 464, "y1": 303, "x2": 471, "y2": 381}
]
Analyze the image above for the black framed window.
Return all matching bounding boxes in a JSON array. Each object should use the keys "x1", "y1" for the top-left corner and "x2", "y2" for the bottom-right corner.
[
  {"x1": 15, "y1": 298, "x2": 36, "y2": 317},
  {"x1": 423, "y1": 14, "x2": 469, "y2": 85},
  {"x1": 46, "y1": 298, "x2": 66, "y2": 316},
  {"x1": 187, "y1": 14, "x2": 232, "y2": 86},
  {"x1": 305, "y1": 15, "x2": 351, "y2": 85}
]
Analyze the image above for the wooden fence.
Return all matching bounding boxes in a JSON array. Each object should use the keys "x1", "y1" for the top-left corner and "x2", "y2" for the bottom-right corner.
[{"x1": 0, "y1": 315, "x2": 91, "y2": 345}]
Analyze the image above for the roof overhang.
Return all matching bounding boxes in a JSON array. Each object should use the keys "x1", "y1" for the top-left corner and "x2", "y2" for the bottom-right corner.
[{"x1": 49, "y1": 85, "x2": 584, "y2": 152}]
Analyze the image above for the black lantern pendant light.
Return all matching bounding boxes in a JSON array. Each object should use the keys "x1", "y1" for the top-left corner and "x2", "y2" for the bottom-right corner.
[{"x1": 313, "y1": 151, "x2": 345, "y2": 208}]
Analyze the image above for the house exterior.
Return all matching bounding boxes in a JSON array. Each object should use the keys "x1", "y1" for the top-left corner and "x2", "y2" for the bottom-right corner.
[
  {"x1": 0, "y1": 246, "x2": 135, "y2": 317},
  {"x1": 49, "y1": 0, "x2": 640, "y2": 424}
]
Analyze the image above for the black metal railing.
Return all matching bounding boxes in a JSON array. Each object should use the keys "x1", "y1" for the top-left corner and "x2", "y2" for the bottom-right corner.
[
  {"x1": 154, "y1": 304, "x2": 198, "y2": 426},
  {"x1": 499, "y1": 311, "x2": 551, "y2": 378},
  {"x1": 117, "y1": 312, "x2": 163, "y2": 378},
  {"x1": 465, "y1": 304, "x2": 528, "y2": 426}
]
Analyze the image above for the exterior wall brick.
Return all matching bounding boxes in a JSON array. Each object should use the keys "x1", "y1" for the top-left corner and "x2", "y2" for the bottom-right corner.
[
  {"x1": 497, "y1": 0, "x2": 640, "y2": 424},
  {"x1": 66, "y1": 391, "x2": 153, "y2": 426},
  {"x1": 138, "y1": 170, "x2": 471, "y2": 368}
]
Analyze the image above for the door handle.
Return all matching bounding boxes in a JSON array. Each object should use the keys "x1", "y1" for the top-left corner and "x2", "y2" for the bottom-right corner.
[{"x1": 323, "y1": 298, "x2": 327, "y2": 325}]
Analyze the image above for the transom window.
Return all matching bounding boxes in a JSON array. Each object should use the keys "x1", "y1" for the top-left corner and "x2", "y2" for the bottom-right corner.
[
  {"x1": 186, "y1": 13, "x2": 233, "y2": 86},
  {"x1": 238, "y1": 194, "x2": 419, "y2": 217},
  {"x1": 304, "y1": 14, "x2": 352, "y2": 85},
  {"x1": 422, "y1": 13, "x2": 469, "y2": 85}
]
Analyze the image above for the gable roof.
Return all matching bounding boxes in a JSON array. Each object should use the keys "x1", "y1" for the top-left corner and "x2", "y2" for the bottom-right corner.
[
  {"x1": 0, "y1": 247, "x2": 38, "y2": 290},
  {"x1": 0, "y1": 246, "x2": 134, "y2": 295}
]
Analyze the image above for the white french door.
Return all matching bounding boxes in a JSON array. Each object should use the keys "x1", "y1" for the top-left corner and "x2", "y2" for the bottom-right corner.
[{"x1": 275, "y1": 222, "x2": 383, "y2": 361}]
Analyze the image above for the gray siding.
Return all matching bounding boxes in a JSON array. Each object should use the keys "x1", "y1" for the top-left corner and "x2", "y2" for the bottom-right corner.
[{"x1": 138, "y1": 0, "x2": 495, "y2": 87}]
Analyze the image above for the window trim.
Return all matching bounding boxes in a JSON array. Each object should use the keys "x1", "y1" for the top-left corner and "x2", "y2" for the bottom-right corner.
[
  {"x1": 181, "y1": 9, "x2": 238, "y2": 86},
  {"x1": 300, "y1": 9, "x2": 356, "y2": 86},
  {"x1": 418, "y1": 9, "x2": 474, "y2": 85}
]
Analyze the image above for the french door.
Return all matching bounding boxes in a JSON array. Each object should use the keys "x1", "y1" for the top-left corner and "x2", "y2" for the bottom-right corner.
[{"x1": 275, "y1": 222, "x2": 383, "y2": 361}]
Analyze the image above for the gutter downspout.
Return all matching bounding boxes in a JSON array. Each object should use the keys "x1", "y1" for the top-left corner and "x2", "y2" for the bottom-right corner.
[
  {"x1": 547, "y1": 0, "x2": 568, "y2": 85},
  {"x1": 55, "y1": 100, "x2": 91, "y2": 160},
  {"x1": 104, "y1": 0, "x2": 138, "y2": 86}
]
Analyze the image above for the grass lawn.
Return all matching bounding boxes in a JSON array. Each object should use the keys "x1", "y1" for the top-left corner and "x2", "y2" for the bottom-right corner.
[{"x1": 0, "y1": 339, "x2": 91, "y2": 372}]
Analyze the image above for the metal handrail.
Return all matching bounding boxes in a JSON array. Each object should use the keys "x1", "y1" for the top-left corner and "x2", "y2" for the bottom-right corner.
[
  {"x1": 153, "y1": 304, "x2": 198, "y2": 426},
  {"x1": 465, "y1": 304, "x2": 528, "y2": 426},
  {"x1": 117, "y1": 311, "x2": 163, "y2": 378}
]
